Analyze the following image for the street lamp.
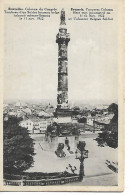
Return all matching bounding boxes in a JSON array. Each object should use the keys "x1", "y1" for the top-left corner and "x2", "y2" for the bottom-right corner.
[{"x1": 75, "y1": 141, "x2": 88, "y2": 181}]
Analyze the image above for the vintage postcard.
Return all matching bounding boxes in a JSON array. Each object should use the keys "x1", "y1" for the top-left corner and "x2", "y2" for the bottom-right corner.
[{"x1": 0, "y1": 0, "x2": 124, "y2": 192}]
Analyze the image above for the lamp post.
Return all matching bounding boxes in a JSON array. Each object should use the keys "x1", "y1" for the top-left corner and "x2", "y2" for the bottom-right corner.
[{"x1": 75, "y1": 141, "x2": 88, "y2": 181}]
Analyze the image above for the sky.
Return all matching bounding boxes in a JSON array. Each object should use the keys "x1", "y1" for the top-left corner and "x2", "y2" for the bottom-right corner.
[{"x1": 4, "y1": 5, "x2": 118, "y2": 105}]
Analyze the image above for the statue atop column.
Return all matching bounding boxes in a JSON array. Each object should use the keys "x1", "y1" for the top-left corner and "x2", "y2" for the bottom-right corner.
[{"x1": 60, "y1": 9, "x2": 66, "y2": 25}]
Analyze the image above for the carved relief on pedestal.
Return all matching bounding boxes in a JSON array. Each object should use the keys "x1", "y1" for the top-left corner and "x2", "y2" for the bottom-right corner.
[{"x1": 57, "y1": 91, "x2": 68, "y2": 108}]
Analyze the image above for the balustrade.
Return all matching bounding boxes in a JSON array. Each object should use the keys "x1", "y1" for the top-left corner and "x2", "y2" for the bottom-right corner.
[{"x1": 4, "y1": 175, "x2": 80, "y2": 186}]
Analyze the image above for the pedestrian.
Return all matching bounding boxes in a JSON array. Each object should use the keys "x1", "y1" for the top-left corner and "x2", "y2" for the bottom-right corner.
[
  {"x1": 65, "y1": 137, "x2": 69, "y2": 145},
  {"x1": 67, "y1": 145, "x2": 70, "y2": 151}
]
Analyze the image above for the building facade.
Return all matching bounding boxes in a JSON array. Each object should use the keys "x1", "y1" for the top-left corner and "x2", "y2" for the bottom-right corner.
[{"x1": 20, "y1": 119, "x2": 47, "y2": 134}]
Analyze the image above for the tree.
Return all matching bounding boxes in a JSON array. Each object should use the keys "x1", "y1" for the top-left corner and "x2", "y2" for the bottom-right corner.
[
  {"x1": 108, "y1": 103, "x2": 118, "y2": 114},
  {"x1": 95, "y1": 103, "x2": 118, "y2": 149},
  {"x1": 95, "y1": 131, "x2": 118, "y2": 148},
  {"x1": 3, "y1": 116, "x2": 35, "y2": 175},
  {"x1": 46, "y1": 122, "x2": 60, "y2": 136}
]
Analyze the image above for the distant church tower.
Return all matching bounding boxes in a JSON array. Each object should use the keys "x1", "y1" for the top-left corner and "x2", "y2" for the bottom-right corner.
[{"x1": 55, "y1": 9, "x2": 72, "y2": 123}]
